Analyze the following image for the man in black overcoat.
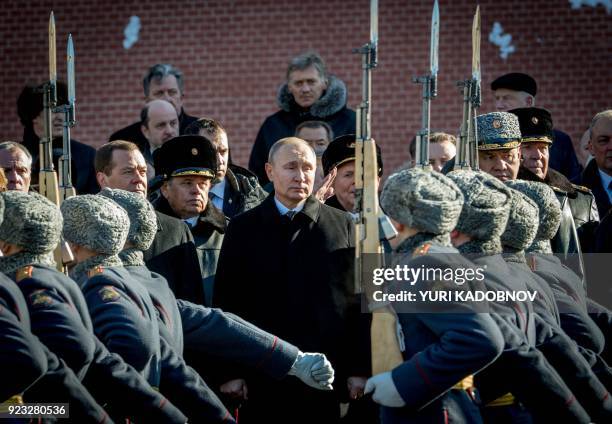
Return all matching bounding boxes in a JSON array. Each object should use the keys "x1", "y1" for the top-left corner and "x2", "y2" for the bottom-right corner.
[{"x1": 214, "y1": 137, "x2": 367, "y2": 424}]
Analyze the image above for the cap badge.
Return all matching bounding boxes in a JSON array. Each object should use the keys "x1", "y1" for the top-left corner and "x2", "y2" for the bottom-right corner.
[
  {"x1": 492, "y1": 120, "x2": 502, "y2": 129},
  {"x1": 348, "y1": 142, "x2": 356, "y2": 148},
  {"x1": 531, "y1": 116, "x2": 539, "y2": 124},
  {"x1": 191, "y1": 148, "x2": 198, "y2": 156}
]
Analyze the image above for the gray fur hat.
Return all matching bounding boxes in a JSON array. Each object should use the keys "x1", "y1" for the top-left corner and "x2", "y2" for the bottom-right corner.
[
  {"x1": 501, "y1": 187, "x2": 539, "y2": 250},
  {"x1": 446, "y1": 170, "x2": 512, "y2": 240},
  {"x1": 61, "y1": 195, "x2": 129, "y2": 255},
  {"x1": 0, "y1": 191, "x2": 62, "y2": 253},
  {"x1": 98, "y1": 188, "x2": 158, "y2": 251},
  {"x1": 477, "y1": 112, "x2": 522, "y2": 150},
  {"x1": 505, "y1": 180, "x2": 561, "y2": 241},
  {"x1": 381, "y1": 168, "x2": 464, "y2": 234}
]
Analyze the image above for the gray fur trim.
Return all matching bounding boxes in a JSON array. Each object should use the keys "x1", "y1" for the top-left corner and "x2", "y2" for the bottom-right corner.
[
  {"x1": 0, "y1": 251, "x2": 56, "y2": 275},
  {"x1": 458, "y1": 239, "x2": 503, "y2": 255},
  {"x1": 98, "y1": 188, "x2": 157, "y2": 251},
  {"x1": 61, "y1": 195, "x2": 129, "y2": 255},
  {"x1": 501, "y1": 188, "x2": 539, "y2": 251},
  {"x1": 395, "y1": 233, "x2": 453, "y2": 254},
  {"x1": 119, "y1": 248, "x2": 145, "y2": 266},
  {"x1": 381, "y1": 168, "x2": 464, "y2": 235},
  {"x1": 277, "y1": 75, "x2": 347, "y2": 118},
  {"x1": 446, "y1": 170, "x2": 511, "y2": 241},
  {"x1": 528, "y1": 239, "x2": 553, "y2": 254},
  {"x1": 70, "y1": 254, "x2": 124, "y2": 285},
  {"x1": 0, "y1": 191, "x2": 62, "y2": 254},
  {"x1": 505, "y1": 180, "x2": 561, "y2": 242}
]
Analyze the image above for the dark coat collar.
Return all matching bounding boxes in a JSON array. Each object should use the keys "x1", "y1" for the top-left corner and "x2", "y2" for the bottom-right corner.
[
  {"x1": 518, "y1": 166, "x2": 576, "y2": 197},
  {"x1": 276, "y1": 75, "x2": 348, "y2": 118},
  {"x1": 153, "y1": 195, "x2": 226, "y2": 233},
  {"x1": 260, "y1": 194, "x2": 321, "y2": 224},
  {"x1": 324, "y1": 195, "x2": 347, "y2": 212}
]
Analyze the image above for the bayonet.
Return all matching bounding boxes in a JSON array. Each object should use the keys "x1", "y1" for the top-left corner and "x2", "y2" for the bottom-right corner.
[
  {"x1": 469, "y1": 5, "x2": 481, "y2": 169},
  {"x1": 413, "y1": 0, "x2": 439, "y2": 168},
  {"x1": 455, "y1": 5, "x2": 481, "y2": 171},
  {"x1": 354, "y1": 0, "x2": 403, "y2": 376},
  {"x1": 56, "y1": 33, "x2": 77, "y2": 202}
]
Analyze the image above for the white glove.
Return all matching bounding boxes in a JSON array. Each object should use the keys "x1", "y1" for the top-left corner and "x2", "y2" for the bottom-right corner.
[
  {"x1": 364, "y1": 372, "x2": 406, "y2": 407},
  {"x1": 288, "y1": 351, "x2": 334, "y2": 390}
]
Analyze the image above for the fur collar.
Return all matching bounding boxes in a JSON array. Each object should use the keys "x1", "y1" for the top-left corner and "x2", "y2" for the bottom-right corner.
[
  {"x1": 277, "y1": 75, "x2": 348, "y2": 118},
  {"x1": 70, "y1": 254, "x2": 123, "y2": 285},
  {"x1": 395, "y1": 233, "x2": 453, "y2": 254},
  {"x1": 518, "y1": 166, "x2": 576, "y2": 197},
  {"x1": 0, "y1": 251, "x2": 56, "y2": 275},
  {"x1": 119, "y1": 248, "x2": 145, "y2": 267},
  {"x1": 458, "y1": 238, "x2": 503, "y2": 256}
]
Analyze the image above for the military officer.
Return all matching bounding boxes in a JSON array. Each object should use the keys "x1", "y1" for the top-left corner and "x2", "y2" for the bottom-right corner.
[
  {"x1": 320, "y1": 134, "x2": 383, "y2": 213},
  {"x1": 0, "y1": 190, "x2": 188, "y2": 422},
  {"x1": 61, "y1": 194, "x2": 236, "y2": 423},
  {"x1": 364, "y1": 167, "x2": 505, "y2": 424},
  {"x1": 151, "y1": 135, "x2": 225, "y2": 306}
]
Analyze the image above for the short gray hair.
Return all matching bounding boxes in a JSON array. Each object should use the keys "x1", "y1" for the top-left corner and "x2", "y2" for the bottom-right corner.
[
  {"x1": 268, "y1": 137, "x2": 315, "y2": 164},
  {"x1": 0, "y1": 141, "x2": 33, "y2": 168},
  {"x1": 286, "y1": 52, "x2": 328, "y2": 83},
  {"x1": 143, "y1": 64, "x2": 184, "y2": 96},
  {"x1": 588, "y1": 110, "x2": 612, "y2": 136}
]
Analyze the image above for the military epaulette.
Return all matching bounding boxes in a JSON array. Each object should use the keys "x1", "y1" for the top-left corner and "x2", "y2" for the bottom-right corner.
[
  {"x1": 88, "y1": 265, "x2": 105, "y2": 278},
  {"x1": 16, "y1": 266, "x2": 33, "y2": 282},
  {"x1": 412, "y1": 243, "x2": 431, "y2": 258},
  {"x1": 549, "y1": 185, "x2": 566, "y2": 194},
  {"x1": 571, "y1": 184, "x2": 592, "y2": 194}
]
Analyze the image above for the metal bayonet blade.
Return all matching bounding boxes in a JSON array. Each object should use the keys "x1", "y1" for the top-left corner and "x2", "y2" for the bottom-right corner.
[
  {"x1": 49, "y1": 12, "x2": 56, "y2": 83},
  {"x1": 430, "y1": 0, "x2": 439, "y2": 76},
  {"x1": 370, "y1": 0, "x2": 378, "y2": 47},
  {"x1": 471, "y1": 5, "x2": 481, "y2": 81},
  {"x1": 67, "y1": 34, "x2": 75, "y2": 104}
]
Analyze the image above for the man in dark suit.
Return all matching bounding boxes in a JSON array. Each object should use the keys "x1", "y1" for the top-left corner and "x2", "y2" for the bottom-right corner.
[
  {"x1": 583, "y1": 110, "x2": 612, "y2": 219},
  {"x1": 95, "y1": 140, "x2": 203, "y2": 305},
  {"x1": 109, "y1": 64, "x2": 197, "y2": 149},
  {"x1": 215, "y1": 137, "x2": 367, "y2": 423}
]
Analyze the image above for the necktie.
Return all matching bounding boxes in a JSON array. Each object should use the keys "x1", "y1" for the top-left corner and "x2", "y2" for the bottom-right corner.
[{"x1": 285, "y1": 210, "x2": 296, "y2": 220}]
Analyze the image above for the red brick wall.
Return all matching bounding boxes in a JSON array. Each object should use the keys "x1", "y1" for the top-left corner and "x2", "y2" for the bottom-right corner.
[{"x1": 2, "y1": 0, "x2": 610, "y2": 176}]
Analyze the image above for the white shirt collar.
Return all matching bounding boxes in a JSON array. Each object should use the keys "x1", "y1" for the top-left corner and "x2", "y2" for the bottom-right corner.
[{"x1": 274, "y1": 196, "x2": 306, "y2": 216}]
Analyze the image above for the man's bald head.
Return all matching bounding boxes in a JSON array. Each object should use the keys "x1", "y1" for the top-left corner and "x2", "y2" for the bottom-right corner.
[{"x1": 141, "y1": 99, "x2": 179, "y2": 150}]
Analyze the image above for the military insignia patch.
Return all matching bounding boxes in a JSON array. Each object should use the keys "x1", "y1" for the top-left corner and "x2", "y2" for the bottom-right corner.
[
  {"x1": 29, "y1": 290, "x2": 53, "y2": 308},
  {"x1": 88, "y1": 266, "x2": 104, "y2": 278},
  {"x1": 492, "y1": 119, "x2": 502, "y2": 129},
  {"x1": 412, "y1": 243, "x2": 431, "y2": 258},
  {"x1": 16, "y1": 266, "x2": 33, "y2": 282},
  {"x1": 99, "y1": 286, "x2": 120, "y2": 302}
]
